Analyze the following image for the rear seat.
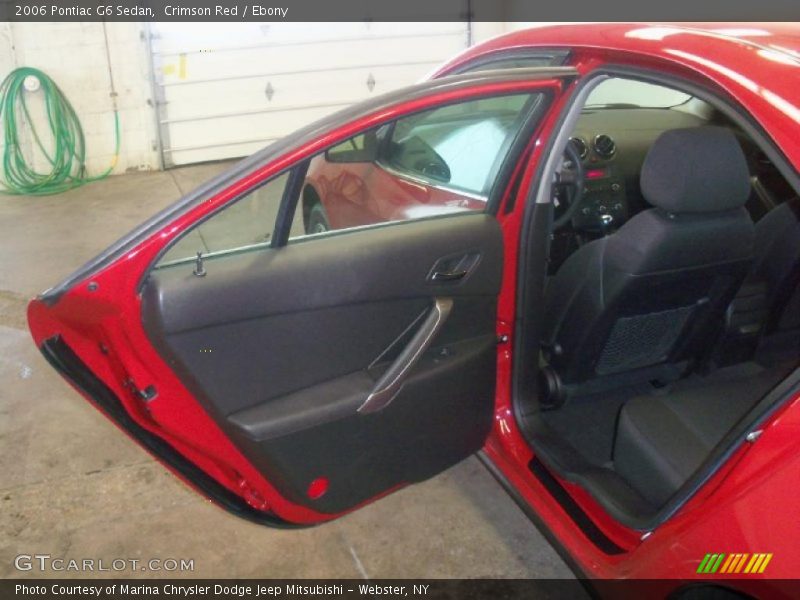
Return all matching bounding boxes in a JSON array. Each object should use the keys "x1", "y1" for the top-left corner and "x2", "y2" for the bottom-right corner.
[{"x1": 614, "y1": 364, "x2": 793, "y2": 507}]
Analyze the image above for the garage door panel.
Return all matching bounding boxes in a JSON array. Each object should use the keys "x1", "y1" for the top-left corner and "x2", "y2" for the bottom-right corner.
[
  {"x1": 165, "y1": 105, "x2": 352, "y2": 151},
  {"x1": 169, "y1": 143, "x2": 271, "y2": 167},
  {"x1": 152, "y1": 21, "x2": 468, "y2": 55},
  {"x1": 151, "y1": 20, "x2": 470, "y2": 166},
  {"x1": 160, "y1": 64, "x2": 445, "y2": 123},
  {"x1": 158, "y1": 34, "x2": 466, "y2": 86}
]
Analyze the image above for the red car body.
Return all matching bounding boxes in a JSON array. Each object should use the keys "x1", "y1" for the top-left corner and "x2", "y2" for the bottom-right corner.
[{"x1": 27, "y1": 23, "x2": 800, "y2": 593}]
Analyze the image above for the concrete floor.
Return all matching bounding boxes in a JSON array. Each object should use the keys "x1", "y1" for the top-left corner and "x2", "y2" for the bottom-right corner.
[{"x1": 0, "y1": 163, "x2": 573, "y2": 579}]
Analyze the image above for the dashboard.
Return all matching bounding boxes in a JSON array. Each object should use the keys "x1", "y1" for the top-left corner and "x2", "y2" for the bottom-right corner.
[{"x1": 566, "y1": 107, "x2": 709, "y2": 231}]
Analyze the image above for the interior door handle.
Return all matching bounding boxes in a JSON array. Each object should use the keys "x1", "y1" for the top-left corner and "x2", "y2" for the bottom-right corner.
[
  {"x1": 358, "y1": 297, "x2": 453, "y2": 415},
  {"x1": 430, "y1": 269, "x2": 467, "y2": 282},
  {"x1": 427, "y1": 251, "x2": 480, "y2": 284}
]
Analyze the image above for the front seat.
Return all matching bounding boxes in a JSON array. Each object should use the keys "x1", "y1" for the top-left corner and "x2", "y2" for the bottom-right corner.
[
  {"x1": 540, "y1": 127, "x2": 755, "y2": 403},
  {"x1": 751, "y1": 197, "x2": 800, "y2": 336}
]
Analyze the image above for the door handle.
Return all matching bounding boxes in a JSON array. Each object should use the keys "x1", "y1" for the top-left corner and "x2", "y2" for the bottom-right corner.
[
  {"x1": 358, "y1": 297, "x2": 453, "y2": 415},
  {"x1": 427, "y1": 251, "x2": 480, "y2": 284},
  {"x1": 430, "y1": 269, "x2": 467, "y2": 282}
]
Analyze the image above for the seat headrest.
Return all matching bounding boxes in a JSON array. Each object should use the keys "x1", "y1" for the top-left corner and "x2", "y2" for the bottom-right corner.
[{"x1": 641, "y1": 126, "x2": 751, "y2": 214}]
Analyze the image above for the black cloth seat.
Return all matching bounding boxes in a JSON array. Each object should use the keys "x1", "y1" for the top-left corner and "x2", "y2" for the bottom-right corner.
[
  {"x1": 542, "y1": 127, "x2": 755, "y2": 394},
  {"x1": 752, "y1": 197, "x2": 800, "y2": 334},
  {"x1": 614, "y1": 363, "x2": 793, "y2": 507}
]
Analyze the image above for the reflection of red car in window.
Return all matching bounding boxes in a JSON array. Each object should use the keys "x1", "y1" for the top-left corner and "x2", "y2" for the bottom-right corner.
[
  {"x1": 300, "y1": 94, "x2": 536, "y2": 234},
  {"x1": 301, "y1": 154, "x2": 483, "y2": 235}
]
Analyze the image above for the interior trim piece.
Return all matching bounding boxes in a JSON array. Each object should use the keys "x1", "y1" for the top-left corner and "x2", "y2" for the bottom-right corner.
[
  {"x1": 533, "y1": 74, "x2": 610, "y2": 206},
  {"x1": 359, "y1": 297, "x2": 453, "y2": 414}
]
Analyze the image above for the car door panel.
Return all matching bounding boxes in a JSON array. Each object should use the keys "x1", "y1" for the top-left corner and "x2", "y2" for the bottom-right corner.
[
  {"x1": 29, "y1": 68, "x2": 573, "y2": 524},
  {"x1": 141, "y1": 213, "x2": 503, "y2": 512}
]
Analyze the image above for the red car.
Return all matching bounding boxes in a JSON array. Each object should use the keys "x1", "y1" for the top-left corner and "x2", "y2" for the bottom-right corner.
[{"x1": 28, "y1": 23, "x2": 800, "y2": 594}]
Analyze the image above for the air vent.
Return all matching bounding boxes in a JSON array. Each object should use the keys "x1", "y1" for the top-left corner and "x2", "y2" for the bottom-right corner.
[
  {"x1": 569, "y1": 137, "x2": 588, "y2": 160},
  {"x1": 593, "y1": 134, "x2": 617, "y2": 159}
]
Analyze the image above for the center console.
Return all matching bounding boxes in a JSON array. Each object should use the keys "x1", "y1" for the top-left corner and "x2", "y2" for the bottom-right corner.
[{"x1": 571, "y1": 166, "x2": 628, "y2": 232}]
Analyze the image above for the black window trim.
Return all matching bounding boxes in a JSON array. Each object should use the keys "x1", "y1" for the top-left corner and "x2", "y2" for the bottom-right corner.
[{"x1": 444, "y1": 48, "x2": 572, "y2": 76}]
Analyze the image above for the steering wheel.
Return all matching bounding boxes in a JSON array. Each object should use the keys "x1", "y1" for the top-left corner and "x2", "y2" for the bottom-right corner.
[{"x1": 552, "y1": 142, "x2": 585, "y2": 230}]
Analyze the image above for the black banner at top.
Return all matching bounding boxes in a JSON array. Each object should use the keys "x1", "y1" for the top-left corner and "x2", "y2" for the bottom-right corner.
[{"x1": 1, "y1": 0, "x2": 799, "y2": 22}]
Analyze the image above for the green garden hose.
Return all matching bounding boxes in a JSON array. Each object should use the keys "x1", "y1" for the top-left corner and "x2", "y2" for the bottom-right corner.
[{"x1": 0, "y1": 67, "x2": 120, "y2": 195}]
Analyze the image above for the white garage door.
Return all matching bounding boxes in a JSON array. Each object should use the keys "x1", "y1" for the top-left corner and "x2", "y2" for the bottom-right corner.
[{"x1": 149, "y1": 20, "x2": 471, "y2": 167}]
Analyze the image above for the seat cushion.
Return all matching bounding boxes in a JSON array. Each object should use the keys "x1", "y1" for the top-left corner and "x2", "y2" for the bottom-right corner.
[{"x1": 614, "y1": 364, "x2": 792, "y2": 507}]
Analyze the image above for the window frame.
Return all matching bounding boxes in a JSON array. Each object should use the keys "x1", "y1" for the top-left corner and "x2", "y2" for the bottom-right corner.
[
  {"x1": 445, "y1": 48, "x2": 571, "y2": 75},
  {"x1": 152, "y1": 88, "x2": 557, "y2": 269},
  {"x1": 124, "y1": 67, "x2": 574, "y2": 281}
]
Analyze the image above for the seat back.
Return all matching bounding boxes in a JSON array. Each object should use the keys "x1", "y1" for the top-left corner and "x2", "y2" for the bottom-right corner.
[
  {"x1": 544, "y1": 127, "x2": 755, "y2": 387},
  {"x1": 752, "y1": 198, "x2": 800, "y2": 334}
]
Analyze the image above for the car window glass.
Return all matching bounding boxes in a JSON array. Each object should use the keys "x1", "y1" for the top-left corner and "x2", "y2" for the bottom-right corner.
[
  {"x1": 155, "y1": 91, "x2": 542, "y2": 267},
  {"x1": 328, "y1": 134, "x2": 367, "y2": 157},
  {"x1": 384, "y1": 94, "x2": 532, "y2": 195},
  {"x1": 585, "y1": 78, "x2": 691, "y2": 109},
  {"x1": 157, "y1": 172, "x2": 290, "y2": 267},
  {"x1": 290, "y1": 92, "x2": 539, "y2": 240}
]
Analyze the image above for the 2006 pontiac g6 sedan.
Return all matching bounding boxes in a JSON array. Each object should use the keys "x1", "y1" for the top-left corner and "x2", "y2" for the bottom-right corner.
[{"x1": 28, "y1": 22, "x2": 800, "y2": 595}]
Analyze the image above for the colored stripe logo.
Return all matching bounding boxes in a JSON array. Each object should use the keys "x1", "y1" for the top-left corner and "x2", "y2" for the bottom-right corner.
[{"x1": 697, "y1": 553, "x2": 773, "y2": 574}]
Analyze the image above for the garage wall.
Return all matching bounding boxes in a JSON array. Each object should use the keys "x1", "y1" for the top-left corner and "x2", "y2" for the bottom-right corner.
[
  {"x1": 152, "y1": 22, "x2": 474, "y2": 166},
  {"x1": 1, "y1": 21, "x2": 512, "y2": 174},
  {"x1": 2, "y1": 22, "x2": 160, "y2": 175}
]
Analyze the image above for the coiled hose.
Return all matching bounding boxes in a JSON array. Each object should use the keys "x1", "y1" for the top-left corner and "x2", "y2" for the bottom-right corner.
[{"x1": 0, "y1": 67, "x2": 120, "y2": 195}]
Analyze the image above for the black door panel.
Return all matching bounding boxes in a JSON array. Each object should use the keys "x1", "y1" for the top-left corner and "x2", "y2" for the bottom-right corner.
[
  {"x1": 231, "y1": 333, "x2": 496, "y2": 512},
  {"x1": 141, "y1": 214, "x2": 503, "y2": 513},
  {"x1": 143, "y1": 215, "x2": 501, "y2": 334}
]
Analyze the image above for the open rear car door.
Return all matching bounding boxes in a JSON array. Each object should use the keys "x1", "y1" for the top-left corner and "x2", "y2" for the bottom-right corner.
[{"x1": 27, "y1": 68, "x2": 574, "y2": 525}]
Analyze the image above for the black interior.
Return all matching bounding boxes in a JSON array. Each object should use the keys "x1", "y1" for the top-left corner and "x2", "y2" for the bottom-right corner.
[
  {"x1": 542, "y1": 127, "x2": 755, "y2": 401},
  {"x1": 517, "y1": 83, "x2": 800, "y2": 531},
  {"x1": 142, "y1": 213, "x2": 503, "y2": 514}
]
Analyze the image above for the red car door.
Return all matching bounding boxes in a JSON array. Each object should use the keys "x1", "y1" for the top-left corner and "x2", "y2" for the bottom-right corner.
[{"x1": 28, "y1": 68, "x2": 574, "y2": 526}]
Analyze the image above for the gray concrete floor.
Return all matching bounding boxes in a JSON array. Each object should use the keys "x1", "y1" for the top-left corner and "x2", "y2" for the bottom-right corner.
[{"x1": 0, "y1": 163, "x2": 573, "y2": 579}]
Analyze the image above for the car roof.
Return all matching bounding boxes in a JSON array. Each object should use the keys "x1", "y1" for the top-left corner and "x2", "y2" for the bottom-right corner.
[
  {"x1": 676, "y1": 22, "x2": 800, "y2": 56},
  {"x1": 444, "y1": 23, "x2": 800, "y2": 71},
  {"x1": 437, "y1": 23, "x2": 800, "y2": 170}
]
